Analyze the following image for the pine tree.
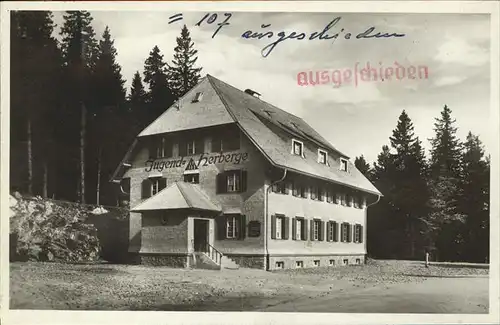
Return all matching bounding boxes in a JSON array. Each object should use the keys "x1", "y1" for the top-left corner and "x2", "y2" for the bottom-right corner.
[
  {"x1": 430, "y1": 105, "x2": 462, "y2": 178},
  {"x1": 143, "y1": 45, "x2": 175, "y2": 123},
  {"x1": 458, "y1": 132, "x2": 489, "y2": 262},
  {"x1": 128, "y1": 71, "x2": 148, "y2": 135},
  {"x1": 428, "y1": 105, "x2": 464, "y2": 261},
  {"x1": 354, "y1": 155, "x2": 372, "y2": 180},
  {"x1": 88, "y1": 26, "x2": 127, "y2": 205},
  {"x1": 10, "y1": 11, "x2": 61, "y2": 197},
  {"x1": 167, "y1": 25, "x2": 202, "y2": 98},
  {"x1": 388, "y1": 111, "x2": 430, "y2": 258},
  {"x1": 59, "y1": 10, "x2": 99, "y2": 203}
]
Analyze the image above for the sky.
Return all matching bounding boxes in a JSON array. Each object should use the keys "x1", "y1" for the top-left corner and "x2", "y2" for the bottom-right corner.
[{"x1": 52, "y1": 11, "x2": 492, "y2": 164}]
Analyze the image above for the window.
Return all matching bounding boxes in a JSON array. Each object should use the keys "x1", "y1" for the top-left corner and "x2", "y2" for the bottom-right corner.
[
  {"x1": 341, "y1": 223, "x2": 351, "y2": 242},
  {"x1": 218, "y1": 214, "x2": 246, "y2": 240},
  {"x1": 151, "y1": 137, "x2": 172, "y2": 158},
  {"x1": 187, "y1": 140, "x2": 196, "y2": 155},
  {"x1": 313, "y1": 260, "x2": 320, "y2": 267},
  {"x1": 292, "y1": 139, "x2": 304, "y2": 157},
  {"x1": 343, "y1": 259, "x2": 349, "y2": 266},
  {"x1": 211, "y1": 132, "x2": 240, "y2": 152},
  {"x1": 339, "y1": 193, "x2": 347, "y2": 206},
  {"x1": 347, "y1": 195, "x2": 353, "y2": 207},
  {"x1": 272, "y1": 182, "x2": 288, "y2": 194},
  {"x1": 296, "y1": 261, "x2": 303, "y2": 268},
  {"x1": 313, "y1": 219, "x2": 321, "y2": 241},
  {"x1": 356, "y1": 258, "x2": 361, "y2": 265},
  {"x1": 318, "y1": 149, "x2": 328, "y2": 165},
  {"x1": 293, "y1": 217, "x2": 306, "y2": 241},
  {"x1": 310, "y1": 186, "x2": 320, "y2": 200},
  {"x1": 327, "y1": 221, "x2": 338, "y2": 242},
  {"x1": 272, "y1": 215, "x2": 289, "y2": 240},
  {"x1": 292, "y1": 182, "x2": 307, "y2": 198},
  {"x1": 353, "y1": 224, "x2": 363, "y2": 243},
  {"x1": 340, "y1": 158, "x2": 348, "y2": 172},
  {"x1": 329, "y1": 259, "x2": 335, "y2": 266},
  {"x1": 183, "y1": 173, "x2": 199, "y2": 184},
  {"x1": 226, "y1": 215, "x2": 240, "y2": 239},
  {"x1": 217, "y1": 170, "x2": 247, "y2": 193},
  {"x1": 276, "y1": 261, "x2": 284, "y2": 269},
  {"x1": 353, "y1": 196, "x2": 360, "y2": 208},
  {"x1": 326, "y1": 189, "x2": 334, "y2": 203},
  {"x1": 192, "y1": 92, "x2": 203, "y2": 102},
  {"x1": 141, "y1": 177, "x2": 167, "y2": 199}
]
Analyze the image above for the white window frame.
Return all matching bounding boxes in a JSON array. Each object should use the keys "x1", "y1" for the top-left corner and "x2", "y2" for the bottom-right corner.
[
  {"x1": 313, "y1": 219, "x2": 321, "y2": 241},
  {"x1": 329, "y1": 259, "x2": 335, "y2": 266},
  {"x1": 354, "y1": 224, "x2": 362, "y2": 243},
  {"x1": 328, "y1": 221, "x2": 336, "y2": 242},
  {"x1": 318, "y1": 149, "x2": 328, "y2": 165},
  {"x1": 296, "y1": 261, "x2": 304, "y2": 268},
  {"x1": 341, "y1": 223, "x2": 349, "y2": 242},
  {"x1": 227, "y1": 172, "x2": 241, "y2": 192},
  {"x1": 340, "y1": 158, "x2": 348, "y2": 172},
  {"x1": 295, "y1": 218, "x2": 302, "y2": 240},
  {"x1": 276, "y1": 261, "x2": 284, "y2": 269},
  {"x1": 226, "y1": 215, "x2": 240, "y2": 239},
  {"x1": 193, "y1": 92, "x2": 204, "y2": 102},
  {"x1": 187, "y1": 140, "x2": 196, "y2": 155},
  {"x1": 313, "y1": 260, "x2": 320, "y2": 267},
  {"x1": 150, "y1": 177, "x2": 162, "y2": 195},
  {"x1": 276, "y1": 216, "x2": 283, "y2": 239},
  {"x1": 292, "y1": 139, "x2": 304, "y2": 157}
]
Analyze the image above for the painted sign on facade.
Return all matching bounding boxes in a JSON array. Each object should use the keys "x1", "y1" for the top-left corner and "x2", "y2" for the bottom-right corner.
[{"x1": 145, "y1": 152, "x2": 249, "y2": 172}]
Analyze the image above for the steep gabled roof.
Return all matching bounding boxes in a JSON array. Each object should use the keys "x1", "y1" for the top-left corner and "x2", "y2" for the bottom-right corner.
[{"x1": 112, "y1": 74, "x2": 382, "y2": 196}]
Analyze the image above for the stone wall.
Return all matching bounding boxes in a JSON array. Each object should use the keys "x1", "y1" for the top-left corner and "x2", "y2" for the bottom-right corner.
[{"x1": 269, "y1": 254, "x2": 365, "y2": 270}]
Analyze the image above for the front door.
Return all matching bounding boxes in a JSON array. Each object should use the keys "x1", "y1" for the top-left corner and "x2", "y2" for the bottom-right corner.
[{"x1": 193, "y1": 219, "x2": 209, "y2": 252}]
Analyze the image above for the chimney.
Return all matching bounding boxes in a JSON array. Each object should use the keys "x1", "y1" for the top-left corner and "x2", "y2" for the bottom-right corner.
[{"x1": 244, "y1": 89, "x2": 261, "y2": 99}]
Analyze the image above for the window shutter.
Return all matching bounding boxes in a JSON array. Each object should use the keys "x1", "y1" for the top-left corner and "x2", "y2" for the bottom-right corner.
[
  {"x1": 319, "y1": 221, "x2": 325, "y2": 241},
  {"x1": 303, "y1": 219, "x2": 308, "y2": 241},
  {"x1": 178, "y1": 141, "x2": 187, "y2": 157},
  {"x1": 283, "y1": 217, "x2": 290, "y2": 240},
  {"x1": 240, "y1": 170, "x2": 248, "y2": 192},
  {"x1": 333, "y1": 222, "x2": 338, "y2": 242},
  {"x1": 271, "y1": 215, "x2": 277, "y2": 239},
  {"x1": 216, "y1": 173, "x2": 226, "y2": 194},
  {"x1": 239, "y1": 215, "x2": 246, "y2": 240},
  {"x1": 141, "y1": 179, "x2": 152, "y2": 199},
  {"x1": 359, "y1": 225, "x2": 364, "y2": 243},
  {"x1": 348, "y1": 224, "x2": 353, "y2": 242},
  {"x1": 217, "y1": 216, "x2": 227, "y2": 240},
  {"x1": 340, "y1": 223, "x2": 345, "y2": 242},
  {"x1": 159, "y1": 178, "x2": 167, "y2": 191},
  {"x1": 195, "y1": 138, "x2": 204, "y2": 154},
  {"x1": 292, "y1": 218, "x2": 297, "y2": 240},
  {"x1": 310, "y1": 220, "x2": 314, "y2": 241}
]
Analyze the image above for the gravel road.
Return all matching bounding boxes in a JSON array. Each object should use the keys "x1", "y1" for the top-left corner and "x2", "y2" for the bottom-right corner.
[{"x1": 10, "y1": 259, "x2": 489, "y2": 312}]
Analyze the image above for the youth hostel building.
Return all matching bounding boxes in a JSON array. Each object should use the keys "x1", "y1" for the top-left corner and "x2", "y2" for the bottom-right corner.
[{"x1": 111, "y1": 75, "x2": 382, "y2": 271}]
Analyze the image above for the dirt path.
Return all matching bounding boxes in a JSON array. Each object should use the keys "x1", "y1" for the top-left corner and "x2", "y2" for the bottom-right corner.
[{"x1": 259, "y1": 276, "x2": 489, "y2": 313}]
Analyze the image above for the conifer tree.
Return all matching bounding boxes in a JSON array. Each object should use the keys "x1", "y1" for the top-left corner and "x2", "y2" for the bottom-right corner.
[
  {"x1": 428, "y1": 105, "x2": 464, "y2": 261},
  {"x1": 10, "y1": 11, "x2": 61, "y2": 197},
  {"x1": 354, "y1": 155, "x2": 372, "y2": 180},
  {"x1": 143, "y1": 46, "x2": 175, "y2": 122},
  {"x1": 59, "y1": 10, "x2": 99, "y2": 203},
  {"x1": 89, "y1": 26, "x2": 127, "y2": 205},
  {"x1": 167, "y1": 25, "x2": 203, "y2": 98},
  {"x1": 458, "y1": 132, "x2": 489, "y2": 262}
]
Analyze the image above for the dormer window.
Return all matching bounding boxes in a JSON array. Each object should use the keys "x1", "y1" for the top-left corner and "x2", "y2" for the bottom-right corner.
[
  {"x1": 292, "y1": 139, "x2": 304, "y2": 157},
  {"x1": 340, "y1": 158, "x2": 348, "y2": 172},
  {"x1": 192, "y1": 92, "x2": 203, "y2": 103},
  {"x1": 318, "y1": 149, "x2": 328, "y2": 165}
]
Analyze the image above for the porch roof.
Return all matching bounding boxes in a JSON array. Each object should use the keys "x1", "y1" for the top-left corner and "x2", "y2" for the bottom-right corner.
[{"x1": 131, "y1": 181, "x2": 222, "y2": 212}]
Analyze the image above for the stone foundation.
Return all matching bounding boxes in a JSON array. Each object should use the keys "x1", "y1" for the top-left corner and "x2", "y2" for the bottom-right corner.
[
  {"x1": 139, "y1": 254, "x2": 188, "y2": 267},
  {"x1": 226, "y1": 254, "x2": 265, "y2": 269},
  {"x1": 269, "y1": 254, "x2": 365, "y2": 270}
]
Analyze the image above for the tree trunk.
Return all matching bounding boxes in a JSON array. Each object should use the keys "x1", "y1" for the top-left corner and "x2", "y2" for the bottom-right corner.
[
  {"x1": 96, "y1": 147, "x2": 101, "y2": 205},
  {"x1": 80, "y1": 102, "x2": 86, "y2": 203},
  {"x1": 27, "y1": 118, "x2": 33, "y2": 195},
  {"x1": 42, "y1": 160, "x2": 48, "y2": 198}
]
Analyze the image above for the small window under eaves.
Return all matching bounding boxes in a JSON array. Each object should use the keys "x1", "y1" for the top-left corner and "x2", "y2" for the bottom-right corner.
[{"x1": 192, "y1": 92, "x2": 204, "y2": 103}]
